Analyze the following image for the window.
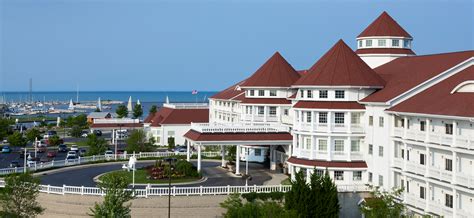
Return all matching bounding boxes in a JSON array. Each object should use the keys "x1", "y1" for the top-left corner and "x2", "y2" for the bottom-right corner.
[
  {"x1": 378, "y1": 39, "x2": 386, "y2": 46},
  {"x1": 369, "y1": 144, "x2": 373, "y2": 155},
  {"x1": 335, "y1": 90, "x2": 345, "y2": 99},
  {"x1": 445, "y1": 158, "x2": 452, "y2": 171},
  {"x1": 420, "y1": 153, "x2": 425, "y2": 165},
  {"x1": 445, "y1": 123, "x2": 453, "y2": 135},
  {"x1": 305, "y1": 137, "x2": 311, "y2": 149},
  {"x1": 420, "y1": 186, "x2": 426, "y2": 199},
  {"x1": 306, "y1": 112, "x2": 312, "y2": 123},
  {"x1": 445, "y1": 194, "x2": 453, "y2": 208},
  {"x1": 307, "y1": 90, "x2": 313, "y2": 98},
  {"x1": 403, "y1": 39, "x2": 410, "y2": 48},
  {"x1": 258, "y1": 106, "x2": 265, "y2": 115},
  {"x1": 300, "y1": 90, "x2": 304, "y2": 98},
  {"x1": 392, "y1": 39, "x2": 400, "y2": 47},
  {"x1": 254, "y1": 148, "x2": 261, "y2": 156},
  {"x1": 250, "y1": 90, "x2": 254, "y2": 96},
  {"x1": 407, "y1": 150, "x2": 410, "y2": 161},
  {"x1": 284, "y1": 109, "x2": 289, "y2": 116},
  {"x1": 319, "y1": 90, "x2": 328, "y2": 98},
  {"x1": 334, "y1": 171, "x2": 344, "y2": 180},
  {"x1": 366, "y1": 39, "x2": 372, "y2": 47},
  {"x1": 368, "y1": 172, "x2": 373, "y2": 182},
  {"x1": 246, "y1": 106, "x2": 252, "y2": 114},
  {"x1": 358, "y1": 40, "x2": 363, "y2": 48},
  {"x1": 334, "y1": 140, "x2": 344, "y2": 152},
  {"x1": 319, "y1": 112, "x2": 328, "y2": 123},
  {"x1": 351, "y1": 140, "x2": 360, "y2": 152},
  {"x1": 378, "y1": 146, "x2": 384, "y2": 157},
  {"x1": 334, "y1": 113, "x2": 345, "y2": 124},
  {"x1": 351, "y1": 113, "x2": 361, "y2": 124},
  {"x1": 269, "y1": 90, "x2": 277, "y2": 96},
  {"x1": 315, "y1": 169, "x2": 324, "y2": 177},
  {"x1": 318, "y1": 139, "x2": 327, "y2": 151},
  {"x1": 369, "y1": 116, "x2": 374, "y2": 126},
  {"x1": 353, "y1": 171, "x2": 362, "y2": 181},
  {"x1": 420, "y1": 121, "x2": 426, "y2": 131},
  {"x1": 379, "y1": 117, "x2": 384, "y2": 127},
  {"x1": 258, "y1": 90, "x2": 265, "y2": 96},
  {"x1": 378, "y1": 175, "x2": 383, "y2": 186},
  {"x1": 269, "y1": 107, "x2": 277, "y2": 117}
]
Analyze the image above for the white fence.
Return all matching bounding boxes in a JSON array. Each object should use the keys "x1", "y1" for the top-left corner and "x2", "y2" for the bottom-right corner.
[
  {"x1": 0, "y1": 151, "x2": 221, "y2": 176},
  {"x1": 191, "y1": 122, "x2": 290, "y2": 133}
]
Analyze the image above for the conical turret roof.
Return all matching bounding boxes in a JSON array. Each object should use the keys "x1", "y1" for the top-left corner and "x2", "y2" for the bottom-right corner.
[
  {"x1": 294, "y1": 40, "x2": 385, "y2": 87},
  {"x1": 240, "y1": 52, "x2": 301, "y2": 87},
  {"x1": 358, "y1": 11, "x2": 411, "y2": 38}
]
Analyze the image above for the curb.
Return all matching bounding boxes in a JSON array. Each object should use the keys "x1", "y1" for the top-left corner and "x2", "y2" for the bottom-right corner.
[{"x1": 93, "y1": 172, "x2": 208, "y2": 186}]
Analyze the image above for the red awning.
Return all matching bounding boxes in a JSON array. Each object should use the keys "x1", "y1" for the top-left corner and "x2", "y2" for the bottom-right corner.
[{"x1": 184, "y1": 130, "x2": 292, "y2": 142}]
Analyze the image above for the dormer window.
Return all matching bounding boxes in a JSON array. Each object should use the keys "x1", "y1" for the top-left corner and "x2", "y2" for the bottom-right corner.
[
  {"x1": 258, "y1": 90, "x2": 265, "y2": 96},
  {"x1": 300, "y1": 90, "x2": 304, "y2": 98},
  {"x1": 335, "y1": 90, "x2": 345, "y2": 99},
  {"x1": 319, "y1": 90, "x2": 328, "y2": 99},
  {"x1": 269, "y1": 90, "x2": 277, "y2": 96},
  {"x1": 366, "y1": 40, "x2": 373, "y2": 47},
  {"x1": 392, "y1": 39, "x2": 400, "y2": 47},
  {"x1": 249, "y1": 90, "x2": 254, "y2": 96},
  {"x1": 307, "y1": 90, "x2": 313, "y2": 98},
  {"x1": 358, "y1": 40, "x2": 363, "y2": 48},
  {"x1": 378, "y1": 39, "x2": 386, "y2": 47},
  {"x1": 403, "y1": 39, "x2": 410, "y2": 48}
]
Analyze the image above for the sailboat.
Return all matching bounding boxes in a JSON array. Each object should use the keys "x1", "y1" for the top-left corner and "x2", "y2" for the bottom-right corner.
[
  {"x1": 68, "y1": 99, "x2": 75, "y2": 110},
  {"x1": 127, "y1": 96, "x2": 133, "y2": 113},
  {"x1": 97, "y1": 97, "x2": 102, "y2": 111}
]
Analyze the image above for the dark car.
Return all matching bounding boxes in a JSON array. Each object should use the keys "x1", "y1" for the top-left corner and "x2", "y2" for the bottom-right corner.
[
  {"x1": 37, "y1": 146, "x2": 47, "y2": 153},
  {"x1": 79, "y1": 148, "x2": 87, "y2": 157},
  {"x1": 93, "y1": 130, "x2": 102, "y2": 136},
  {"x1": 58, "y1": 144, "x2": 68, "y2": 152},
  {"x1": 40, "y1": 156, "x2": 50, "y2": 163},
  {"x1": 9, "y1": 160, "x2": 20, "y2": 168},
  {"x1": 47, "y1": 130, "x2": 57, "y2": 136}
]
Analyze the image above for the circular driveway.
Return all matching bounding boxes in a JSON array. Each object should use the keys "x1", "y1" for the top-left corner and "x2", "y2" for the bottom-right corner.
[{"x1": 39, "y1": 160, "x2": 272, "y2": 187}]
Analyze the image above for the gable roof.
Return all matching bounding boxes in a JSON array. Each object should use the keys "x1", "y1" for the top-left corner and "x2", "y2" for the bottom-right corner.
[
  {"x1": 87, "y1": 112, "x2": 112, "y2": 119},
  {"x1": 387, "y1": 66, "x2": 474, "y2": 118},
  {"x1": 240, "y1": 52, "x2": 301, "y2": 87},
  {"x1": 144, "y1": 107, "x2": 209, "y2": 127},
  {"x1": 361, "y1": 50, "x2": 474, "y2": 103},
  {"x1": 293, "y1": 40, "x2": 385, "y2": 87},
  {"x1": 358, "y1": 11, "x2": 412, "y2": 38},
  {"x1": 210, "y1": 80, "x2": 246, "y2": 100}
]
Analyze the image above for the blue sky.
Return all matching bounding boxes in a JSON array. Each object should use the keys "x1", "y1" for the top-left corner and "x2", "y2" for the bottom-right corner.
[{"x1": 1, "y1": 0, "x2": 473, "y2": 92}]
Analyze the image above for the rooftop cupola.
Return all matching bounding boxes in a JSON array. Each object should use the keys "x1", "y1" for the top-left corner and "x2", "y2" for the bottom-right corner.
[{"x1": 356, "y1": 11, "x2": 416, "y2": 68}]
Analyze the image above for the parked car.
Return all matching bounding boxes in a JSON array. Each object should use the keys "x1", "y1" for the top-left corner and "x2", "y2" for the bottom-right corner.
[
  {"x1": 9, "y1": 160, "x2": 20, "y2": 168},
  {"x1": 47, "y1": 151, "x2": 57, "y2": 158},
  {"x1": 105, "y1": 150, "x2": 114, "y2": 160},
  {"x1": 19, "y1": 151, "x2": 32, "y2": 159},
  {"x1": 65, "y1": 155, "x2": 77, "y2": 163},
  {"x1": 78, "y1": 148, "x2": 87, "y2": 157},
  {"x1": 47, "y1": 130, "x2": 57, "y2": 136},
  {"x1": 70, "y1": 145, "x2": 79, "y2": 152},
  {"x1": 26, "y1": 156, "x2": 36, "y2": 167},
  {"x1": 58, "y1": 144, "x2": 68, "y2": 152},
  {"x1": 93, "y1": 130, "x2": 102, "y2": 136},
  {"x1": 2, "y1": 146, "x2": 11, "y2": 153},
  {"x1": 81, "y1": 131, "x2": 89, "y2": 138},
  {"x1": 40, "y1": 156, "x2": 50, "y2": 163},
  {"x1": 173, "y1": 146, "x2": 187, "y2": 153},
  {"x1": 37, "y1": 146, "x2": 47, "y2": 153},
  {"x1": 67, "y1": 151, "x2": 78, "y2": 158}
]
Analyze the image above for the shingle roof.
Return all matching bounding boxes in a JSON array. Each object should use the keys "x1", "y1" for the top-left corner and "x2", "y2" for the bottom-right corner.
[
  {"x1": 358, "y1": 11, "x2": 412, "y2": 38},
  {"x1": 293, "y1": 40, "x2": 385, "y2": 87},
  {"x1": 184, "y1": 130, "x2": 292, "y2": 142},
  {"x1": 144, "y1": 107, "x2": 209, "y2": 127},
  {"x1": 210, "y1": 80, "x2": 246, "y2": 100},
  {"x1": 361, "y1": 50, "x2": 474, "y2": 103},
  {"x1": 293, "y1": 101, "x2": 365, "y2": 110},
  {"x1": 240, "y1": 52, "x2": 301, "y2": 87},
  {"x1": 356, "y1": 48, "x2": 415, "y2": 55},
  {"x1": 387, "y1": 66, "x2": 474, "y2": 117}
]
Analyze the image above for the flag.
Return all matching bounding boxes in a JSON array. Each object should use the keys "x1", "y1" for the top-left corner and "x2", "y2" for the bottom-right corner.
[{"x1": 192, "y1": 90, "x2": 198, "y2": 95}]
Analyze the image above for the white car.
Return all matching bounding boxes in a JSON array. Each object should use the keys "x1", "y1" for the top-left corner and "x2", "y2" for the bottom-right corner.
[
  {"x1": 66, "y1": 151, "x2": 77, "y2": 158},
  {"x1": 70, "y1": 145, "x2": 79, "y2": 152},
  {"x1": 105, "y1": 150, "x2": 114, "y2": 160}
]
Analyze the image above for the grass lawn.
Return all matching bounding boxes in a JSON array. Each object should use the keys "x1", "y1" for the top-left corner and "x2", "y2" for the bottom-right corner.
[
  {"x1": 281, "y1": 178, "x2": 291, "y2": 185},
  {"x1": 99, "y1": 169, "x2": 201, "y2": 184}
]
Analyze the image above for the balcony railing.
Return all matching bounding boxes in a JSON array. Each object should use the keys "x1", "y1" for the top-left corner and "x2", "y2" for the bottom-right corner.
[
  {"x1": 428, "y1": 167, "x2": 452, "y2": 182},
  {"x1": 350, "y1": 152, "x2": 364, "y2": 160},
  {"x1": 455, "y1": 173, "x2": 474, "y2": 188},
  {"x1": 406, "y1": 162, "x2": 426, "y2": 175},
  {"x1": 295, "y1": 122, "x2": 363, "y2": 133},
  {"x1": 392, "y1": 158, "x2": 403, "y2": 169},
  {"x1": 455, "y1": 135, "x2": 474, "y2": 150},
  {"x1": 191, "y1": 122, "x2": 290, "y2": 133},
  {"x1": 405, "y1": 194, "x2": 426, "y2": 210},
  {"x1": 393, "y1": 127, "x2": 403, "y2": 137}
]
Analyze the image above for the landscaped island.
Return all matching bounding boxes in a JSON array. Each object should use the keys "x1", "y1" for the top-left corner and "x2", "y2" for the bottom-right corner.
[{"x1": 99, "y1": 160, "x2": 202, "y2": 185}]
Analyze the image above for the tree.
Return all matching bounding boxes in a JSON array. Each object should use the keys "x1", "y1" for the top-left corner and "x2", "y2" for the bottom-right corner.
[
  {"x1": 132, "y1": 104, "x2": 143, "y2": 119},
  {"x1": 149, "y1": 105, "x2": 158, "y2": 115},
  {"x1": 0, "y1": 118, "x2": 13, "y2": 140},
  {"x1": 285, "y1": 170, "x2": 311, "y2": 215},
  {"x1": 0, "y1": 173, "x2": 44, "y2": 217},
  {"x1": 227, "y1": 146, "x2": 236, "y2": 163},
  {"x1": 360, "y1": 186, "x2": 405, "y2": 218},
  {"x1": 48, "y1": 135, "x2": 62, "y2": 147},
  {"x1": 69, "y1": 125, "x2": 83, "y2": 138},
  {"x1": 167, "y1": 137, "x2": 175, "y2": 150},
  {"x1": 7, "y1": 131, "x2": 27, "y2": 147},
  {"x1": 125, "y1": 129, "x2": 152, "y2": 153},
  {"x1": 319, "y1": 170, "x2": 340, "y2": 217},
  {"x1": 90, "y1": 173, "x2": 134, "y2": 217},
  {"x1": 86, "y1": 134, "x2": 109, "y2": 155},
  {"x1": 220, "y1": 193, "x2": 297, "y2": 218},
  {"x1": 116, "y1": 105, "x2": 128, "y2": 118},
  {"x1": 25, "y1": 128, "x2": 42, "y2": 142}
]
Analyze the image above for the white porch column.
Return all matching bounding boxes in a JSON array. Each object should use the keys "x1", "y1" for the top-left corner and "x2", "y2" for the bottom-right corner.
[
  {"x1": 425, "y1": 118, "x2": 431, "y2": 142},
  {"x1": 186, "y1": 141, "x2": 191, "y2": 162},
  {"x1": 310, "y1": 135, "x2": 316, "y2": 159},
  {"x1": 327, "y1": 112, "x2": 332, "y2": 133},
  {"x1": 292, "y1": 133, "x2": 297, "y2": 157},
  {"x1": 221, "y1": 145, "x2": 226, "y2": 167},
  {"x1": 452, "y1": 120, "x2": 457, "y2": 146},
  {"x1": 235, "y1": 145, "x2": 241, "y2": 175},
  {"x1": 311, "y1": 111, "x2": 315, "y2": 132},
  {"x1": 453, "y1": 188, "x2": 458, "y2": 217},
  {"x1": 270, "y1": 146, "x2": 276, "y2": 170},
  {"x1": 327, "y1": 136, "x2": 332, "y2": 161},
  {"x1": 197, "y1": 144, "x2": 202, "y2": 172},
  {"x1": 112, "y1": 129, "x2": 115, "y2": 144},
  {"x1": 277, "y1": 107, "x2": 281, "y2": 123},
  {"x1": 346, "y1": 137, "x2": 351, "y2": 161},
  {"x1": 347, "y1": 112, "x2": 352, "y2": 133},
  {"x1": 263, "y1": 106, "x2": 267, "y2": 122},
  {"x1": 403, "y1": 116, "x2": 408, "y2": 138},
  {"x1": 251, "y1": 106, "x2": 255, "y2": 122},
  {"x1": 299, "y1": 110, "x2": 303, "y2": 129},
  {"x1": 452, "y1": 151, "x2": 457, "y2": 184}
]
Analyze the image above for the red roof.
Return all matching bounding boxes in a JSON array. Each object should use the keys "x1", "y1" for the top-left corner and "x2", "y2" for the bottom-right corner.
[
  {"x1": 241, "y1": 97, "x2": 291, "y2": 105},
  {"x1": 358, "y1": 11, "x2": 412, "y2": 38},
  {"x1": 240, "y1": 52, "x2": 301, "y2": 87},
  {"x1": 387, "y1": 66, "x2": 474, "y2": 117},
  {"x1": 184, "y1": 130, "x2": 293, "y2": 142},
  {"x1": 356, "y1": 48, "x2": 415, "y2": 55},
  {"x1": 144, "y1": 107, "x2": 209, "y2": 127},
  {"x1": 287, "y1": 157, "x2": 367, "y2": 168},
  {"x1": 361, "y1": 51, "x2": 474, "y2": 103},
  {"x1": 293, "y1": 40, "x2": 385, "y2": 87},
  {"x1": 293, "y1": 101, "x2": 365, "y2": 110},
  {"x1": 210, "y1": 80, "x2": 246, "y2": 100},
  {"x1": 90, "y1": 123, "x2": 143, "y2": 128}
]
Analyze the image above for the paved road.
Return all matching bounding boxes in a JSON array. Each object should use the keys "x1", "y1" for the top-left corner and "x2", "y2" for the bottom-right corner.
[{"x1": 39, "y1": 160, "x2": 272, "y2": 187}]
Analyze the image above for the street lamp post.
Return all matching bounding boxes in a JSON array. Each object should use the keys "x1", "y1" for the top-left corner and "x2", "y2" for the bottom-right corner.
[
  {"x1": 168, "y1": 158, "x2": 172, "y2": 218},
  {"x1": 23, "y1": 147, "x2": 27, "y2": 173},
  {"x1": 245, "y1": 147, "x2": 249, "y2": 187}
]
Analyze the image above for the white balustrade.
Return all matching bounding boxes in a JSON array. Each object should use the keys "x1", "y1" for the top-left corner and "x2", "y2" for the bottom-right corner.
[
  {"x1": 406, "y1": 162, "x2": 426, "y2": 175},
  {"x1": 392, "y1": 158, "x2": 403, "y2": 168},
  {"x1": 350, "y1": 152, "x2": 364, "y2": 160},
  {"x1": 393, "y1": 128, "x2": 404, "y2": 137},
  {"x1": 191, "y1": 122, "x2": 289, "y2": 133}
]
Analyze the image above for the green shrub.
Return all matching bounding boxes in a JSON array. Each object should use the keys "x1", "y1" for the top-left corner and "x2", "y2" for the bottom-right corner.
[{"x1": 175, "y1": 160, "x2": 199, "y2": 177}]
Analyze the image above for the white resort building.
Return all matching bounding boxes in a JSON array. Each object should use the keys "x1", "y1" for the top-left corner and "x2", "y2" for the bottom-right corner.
[{"x1": 179, "y1": 11, "x2": 473, "y2": 217}]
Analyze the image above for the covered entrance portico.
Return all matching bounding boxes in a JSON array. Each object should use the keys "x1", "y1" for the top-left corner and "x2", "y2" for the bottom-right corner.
[{"x1": 183, "y1": 123, "x2": 293, "y2": 175}]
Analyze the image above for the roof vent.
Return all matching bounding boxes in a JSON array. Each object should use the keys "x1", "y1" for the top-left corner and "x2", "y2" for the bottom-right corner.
[{"x1": 451, "y1": 80, "x2": 474, "y2": 94}]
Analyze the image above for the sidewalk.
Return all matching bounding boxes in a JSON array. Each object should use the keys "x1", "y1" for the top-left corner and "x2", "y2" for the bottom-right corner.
[{"x1": 263, "y1": 172, "x2": 289, "y2": 185}]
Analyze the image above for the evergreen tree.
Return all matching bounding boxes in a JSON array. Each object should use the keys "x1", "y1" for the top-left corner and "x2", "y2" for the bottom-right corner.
[
  {"x1": 48, "y1": 135, "x2": 62, "y2": 147},
  {"x1": 149, "y1": 105, "x2": 158, "y2": 115},
  {"x1": 90, "y1": 173, "x2": 134, "y2": 217},
  {"x1": 319, "y1": 169, "x2": 340, "y2": 217},
  {"x1": 132, "y1": 104, "x2": 143, "y2": 119},
  {"x1": 7, "y1": 131, "x2": 27, "y2": 147},
  {"x1": 125, "y1": 129, "x2": 152, "y2": 153},
  {"x1": 25, "y1": 128, "x2": 42, "y2": 142},
  {"x1": 360, "y1": 185, "x2": 404, "y2": 218},
  {"x1": 86, "y1": 134, "x2": 109, "y2": 155},
  {"x1": 0, "y1": 118, "x2": 13, "y2": 140},
  {"x1": 0, "y1": 173, "x2": 44, "y2": 217},
  {"x1": 116, "y1": 105, "x2": 128, "y2": 118},
  {"x1": 284, "y1": 170, "x2": 311, "y2": 215}
]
